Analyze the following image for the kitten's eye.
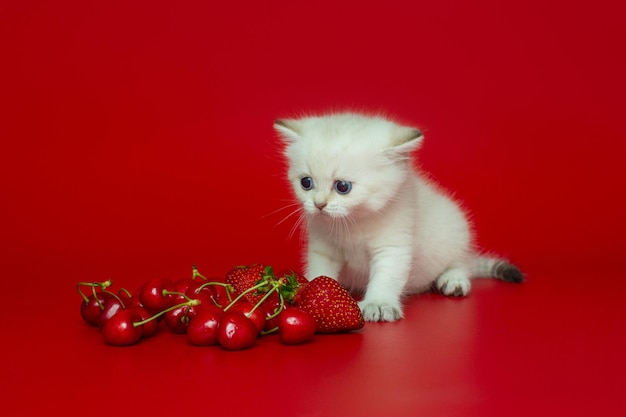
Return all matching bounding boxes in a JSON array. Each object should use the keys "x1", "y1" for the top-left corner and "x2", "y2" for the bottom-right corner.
[
  {"x1": 334, "y1": 180, "x2": 352, "y2": 194},
  {"x1": 300, "y1": 177, "x2": 314, "y2": 190}
]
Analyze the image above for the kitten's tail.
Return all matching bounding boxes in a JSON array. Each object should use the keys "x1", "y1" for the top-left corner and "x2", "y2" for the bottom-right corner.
[{"x1": 472, "y1": 256, "x2": 524, "y2": 283}]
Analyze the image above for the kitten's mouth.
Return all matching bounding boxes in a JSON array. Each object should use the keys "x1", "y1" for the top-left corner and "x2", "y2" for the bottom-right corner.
[{"x1": 310, "y1": 208, "x2": 344, "y2": 220}]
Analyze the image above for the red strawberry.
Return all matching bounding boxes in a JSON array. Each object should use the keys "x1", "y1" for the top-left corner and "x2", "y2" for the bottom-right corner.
[
  {"x1": 274, "y1": 269, "x2": 308, "y2": 301},
  {"x1": 292, "y1": 276, "x2": 364, "y2": 334},
  {"x1": 275, "y1": 269, "x2": 309, "y2": 286},
  {"x1": 225, "y1": 264, "x2": 274, "y2": 304}
]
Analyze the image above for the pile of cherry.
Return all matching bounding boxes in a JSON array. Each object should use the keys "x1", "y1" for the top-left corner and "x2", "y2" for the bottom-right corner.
[{"x1": 77, "y1": 264, "x2": 365, "y2": 350}]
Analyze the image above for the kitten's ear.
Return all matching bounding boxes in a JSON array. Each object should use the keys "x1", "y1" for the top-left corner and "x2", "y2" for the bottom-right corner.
[
  {"x1": 386, "y1": 127, "x2": 424, "y2": 160},
  {"x1": 274, "y1": 119, "x2": 302, "y2": 143}
]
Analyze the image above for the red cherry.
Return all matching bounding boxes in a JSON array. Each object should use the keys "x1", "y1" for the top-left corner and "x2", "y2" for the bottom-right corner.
[
  {"x1": 124, "y1": 292, "x2": 143, "y2": 309},
  {"x1": 211, "y1": 284, "x2": 233, "y2": 307},
  {"x1": 262, "y1": 298, "x2": 283, "y2": 331},
  {"x1": 169, "y1": 278, "x2": 202, "y2": 303},
  {"x1": 128, "y1": 283, "x2": 145, "y2": 307},
  {"x1": 163, "y1": 292, "x2": 218, "y2": 334},
  {"x1": 228, "y1": 301, "x2": 266, "y2": 334},
  {"x1": 278, "y1": 308, "x2": 316, "y2": 345},
  {"x1": 187, "y1": 309, "x2": 223, "y2": 346},
  {"x1": 102, "y1": 309, "x2": 143, "y2": 346},
  {"x1": 140, "y1": 278, "x2": 174, "y2": 312},
  {"x1": 217, "y1": 310, "x2": 258, "y2": 350},
  {"x1": 164, "y1": 304, "x2": 195, "y2": 334},
  {"x1": 98, "y1": 296, "x2": 125, "y2": 328},
  {"x1": 80, "y1": 292, "x2": 113, "y2": 326},
  {"x1": 173, "y1": 277, "x2": 195, "y2": 294},
  {"x1": 185, "y1": 283, "x2": 216, "y2": 307},
  {"x1": 116, "y1": 290, "x2": 131, "y2": 306},
  {"x1": 132, "y1": 306, "x2": 158, "y2": 337}
]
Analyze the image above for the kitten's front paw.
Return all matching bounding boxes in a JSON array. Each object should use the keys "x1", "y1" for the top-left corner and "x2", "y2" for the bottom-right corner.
[{"x1": 359, "y1": 301, "x2": 403, "y2": 322}]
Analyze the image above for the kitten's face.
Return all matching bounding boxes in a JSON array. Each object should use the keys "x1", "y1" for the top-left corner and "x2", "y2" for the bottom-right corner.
[
  {"x1": 276, "y1": 113, "x2": 422, "y2": 221},
  {"x1": 287, "y1": 146, "x2": 390, "y2": 220}
]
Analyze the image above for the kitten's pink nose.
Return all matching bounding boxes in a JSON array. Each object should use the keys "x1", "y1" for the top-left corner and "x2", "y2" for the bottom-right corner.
[{"x1": 315, "y1": 202, "x2": 327, "y2": 210}]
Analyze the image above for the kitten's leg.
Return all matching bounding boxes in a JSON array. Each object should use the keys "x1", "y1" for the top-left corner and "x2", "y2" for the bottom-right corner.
[
  {"x1": 359, "y1": 248, "x2": 411, "y2": 322},
  {"x1": 305, "y1": 239, "x2": 343, "y2": 280},
  {"x1": 435, "y1": 267, "x2": 471, "y2": 297}
]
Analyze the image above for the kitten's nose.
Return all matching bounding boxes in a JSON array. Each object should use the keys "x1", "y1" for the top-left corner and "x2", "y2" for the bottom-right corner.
[{"x1": 314, "y1": 202, "x2": 327, "y2": 210}]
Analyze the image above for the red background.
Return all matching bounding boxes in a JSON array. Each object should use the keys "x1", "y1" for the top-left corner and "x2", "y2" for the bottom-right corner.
[{"x1": 1, "y1": 1, "x2": 625, "y2": 416}]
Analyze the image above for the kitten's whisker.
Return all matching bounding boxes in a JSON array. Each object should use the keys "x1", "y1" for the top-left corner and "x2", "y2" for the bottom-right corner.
[
  {"x1": 344, "y1": 214, "x2": 360, "y2": 252},
  {"x1": 288, "y1": 212, "x2": 306, "y2": 240},
  {"x1": 260, "y1": 201, "x2": 302, "y2": 220},
  {"x1": 276, "y1": 205, "x2": 305, "y2": 227}
]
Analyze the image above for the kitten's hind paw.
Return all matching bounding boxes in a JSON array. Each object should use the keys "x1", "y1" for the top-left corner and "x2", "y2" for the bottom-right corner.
[
  {"x1": 359, "y1": 301, "x2": 403, "y2": 322},
  {"x1": 435, "y1": 270, "x2": 471, "y2": 297}
]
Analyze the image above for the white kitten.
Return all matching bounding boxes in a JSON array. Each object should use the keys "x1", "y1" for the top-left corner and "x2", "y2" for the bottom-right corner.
[{"x1": 274, "y1": 112, "x2": 523, "y2": 322}]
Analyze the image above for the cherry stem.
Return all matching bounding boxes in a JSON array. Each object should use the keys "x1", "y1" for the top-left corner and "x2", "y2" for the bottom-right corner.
[
  {"x1": 102, "y1": 289, "x2": 126, "y2": 309},
  {"x1": 261, "y1": 326, "x2": 279, "y2": 336},
  {"x1": 75, "y1": 280, "x2": 113, "y2": 304},
  {"x1": 197, "y1": 281, "x2": 235, "y2": 302},
  {"x1": 248, "y1": 282, "x2": 281, "y2": 316},
  {"x1": 222, "y1": 281, "x2": 269, "y2": 312},
  {"x1": 118, "y1": 287, "x2": 132, "y2": 298},
  {"x1": 192, "y1": 265, "x2": 208, "y2": 281},
  {"x1": 133, "y1": 299, "x2": 200, "y2": 328},
  {"x1": 162, "y1": 290, "x2": 191, "y2": 302},
  {"x1": 266, "y1": 292, "x2": 285, "y2": 320}
]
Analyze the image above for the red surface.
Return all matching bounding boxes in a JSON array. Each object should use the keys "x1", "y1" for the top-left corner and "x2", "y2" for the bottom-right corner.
[{"x1": 1, "y1": 0, "x2": 625, "y2": 416}]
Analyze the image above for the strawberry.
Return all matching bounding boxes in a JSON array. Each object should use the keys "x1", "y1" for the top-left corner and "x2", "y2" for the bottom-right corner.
[
  {"x1": 274, "y1": 269, "x2": 308, "y2": 301},
  {"x1": 291, "y1": 276, "x2": 364, "y2": 334},
  {"x1": 275, "y1": 269, "x2": 309, "y2": 286},
  {"x1": 257, "y1": 269, "x2": 309, "y2": 321},
  {"x1": 225, "y1": 264, "x2": 275, "y2": 304}
]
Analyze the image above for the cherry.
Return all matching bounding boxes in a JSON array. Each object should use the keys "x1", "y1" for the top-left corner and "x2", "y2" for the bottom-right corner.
[
  {"x1": 133, "y1": 305, "x2": 158, "y2": 337},
  {"x1": 121, "y1": 298, "x2": 202, "y2": 341},
  {"x1": 171, "y1": 278, "x2": 203, "y2": 303},
  {"x1": 187, "y1": 308, "x2": 223, "y2": 346},
  {"x1": 221, "y1": 278, "x2": 283, "y2": 335},
  {"x1": 212, "y1": 285, "x2": 233, "y2": 307},
  {"x1": 102, "y1": 309, "x2": 143, "y2": 346},
  {"x1": 140, "y1": 278, "x2": 174, "y2": 312},
  {"x1": 77, "y1": 280, "x2": 114, "y2": 326},
  {"x1": 217, "y1": 310, "x2": 258, "y2": 350},
  {"x1": 173, "y1": 277, "x2": 195, "y2": 293},
  {"x1": 80, "y1": 292, "x2": 114, "y2": 326},
  {"x1": 227, "y1": 301, "x2": 266, "y2": 335},
  {"x1": 262, "y1": 296, "x2": 284, "y2": 332},
  {"x1": 98, "y1": 293, "x2": 126, "y2": 328},
  {"x1": 278, "y1": 308, "x2": 316, "y2": 345},
  {"x1": 161, "y1": 286, "x2": 218, "y2": 333},
  {"x1": 164, "y1": 304, "x2": 196, "y2": 334},
  {"x1": 191, "y1": 280, "x2": 233, "y2": 308},
  {"x1": 185, "y1": 283, "x2": 216, "y2": 306}
]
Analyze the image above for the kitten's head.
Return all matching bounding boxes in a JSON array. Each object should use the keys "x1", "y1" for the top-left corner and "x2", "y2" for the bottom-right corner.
[{"x1": 274, "y1": 112, "x2": 423, "y2": 220}]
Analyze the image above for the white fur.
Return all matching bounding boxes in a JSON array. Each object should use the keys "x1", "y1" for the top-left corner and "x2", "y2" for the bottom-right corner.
[{"x1": 275, "y1": 112, "x2": 492, "y2": 322}]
